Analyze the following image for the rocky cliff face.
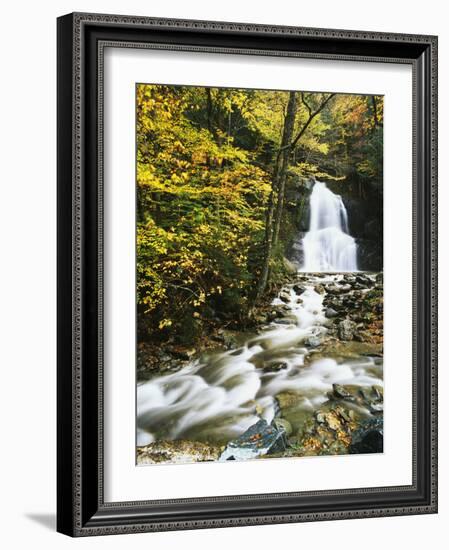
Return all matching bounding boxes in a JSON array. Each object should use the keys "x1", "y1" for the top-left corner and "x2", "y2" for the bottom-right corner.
[{"x1": 342, "y1": 196, "x2": 383, "y2": 271}]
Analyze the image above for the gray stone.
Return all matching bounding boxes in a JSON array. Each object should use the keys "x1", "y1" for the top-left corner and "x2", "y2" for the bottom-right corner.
[
  {"x1": 305, "y1": 335, "x2": 322, "y2": 348},
  {"x1": 325, "y1": 307, "x2": 338, "y2": 318},
  {"x1": 338, "y1": 318, "x2": 356, "y2": 341},
  {"x1": 332, "y1": 384, "x2": 354, "y2": 400},
  {"x1": 273, "y1": 418, "x2": 293, "y2": 436}
]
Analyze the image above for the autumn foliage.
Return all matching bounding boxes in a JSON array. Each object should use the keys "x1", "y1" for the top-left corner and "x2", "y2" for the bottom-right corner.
[{"x1": 136, "y1": 84, "x2": 383, "y2": 344}]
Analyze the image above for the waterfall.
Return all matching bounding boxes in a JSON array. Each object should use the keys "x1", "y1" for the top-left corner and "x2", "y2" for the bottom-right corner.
[{"x1": 301, "y1": 181, "x2": 358, "y2": 272}]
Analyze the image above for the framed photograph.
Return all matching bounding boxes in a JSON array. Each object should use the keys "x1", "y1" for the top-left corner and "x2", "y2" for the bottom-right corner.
[{"x1": 57, "y1": 12, "x2": 438, "y2": 536}]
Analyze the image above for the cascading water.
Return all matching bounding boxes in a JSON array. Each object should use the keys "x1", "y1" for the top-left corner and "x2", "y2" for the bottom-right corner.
[
  {"x1": 301, "y1": 181, "x2": 358, "y2": 272},
  {"x1": 137, "y1": 275, "x2": 382, "y2": 448}
]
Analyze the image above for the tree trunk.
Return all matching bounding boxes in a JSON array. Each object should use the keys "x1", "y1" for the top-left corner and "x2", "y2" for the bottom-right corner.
[
  {"x1": 256, "y1": 92, "x2": 297, "y2": 300},
  {"x1": 272, "y1": 92, "x2": 297, "y2": 247},
  {"x1": 371, "y1": 95, "x2": 379, "y2": 127},
  {"x1": 255, "y1": 167, "x2": 278, "y2": 301},
  {"x1": 206, "y1": 88, "x2": 213, "y2": 133}
]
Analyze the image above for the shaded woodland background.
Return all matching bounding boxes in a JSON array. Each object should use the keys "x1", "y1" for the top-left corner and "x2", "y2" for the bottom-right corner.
[{"x1": 136, "y1": 85, "x2": 383, "y2": 348}]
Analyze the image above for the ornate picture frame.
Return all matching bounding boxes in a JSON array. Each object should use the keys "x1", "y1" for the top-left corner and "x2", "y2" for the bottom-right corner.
[{"x1": 57, "y1": 12, "x2": 437, "y2": 536}]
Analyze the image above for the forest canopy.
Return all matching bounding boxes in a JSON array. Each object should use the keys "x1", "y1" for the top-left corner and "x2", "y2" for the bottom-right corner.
[{"x1": 136, "y1": 84, "x2": 383, "y2": 346}]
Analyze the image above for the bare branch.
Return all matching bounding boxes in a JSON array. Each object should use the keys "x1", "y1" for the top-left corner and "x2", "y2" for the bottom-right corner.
[
  {"x1": 290, "y1": 93, "x2": 335, "y2": 150},
  {"x1": 301, "y1": 92, "x2": 312, "y2": 117}
]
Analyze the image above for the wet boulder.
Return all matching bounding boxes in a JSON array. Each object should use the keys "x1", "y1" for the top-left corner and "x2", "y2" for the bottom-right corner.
[
  {"x1": 292, "y1": 283, "x2": 306, "y2": 294},
  {"x1": 326, "y1": 285, "x2": 343, "y2": 295},
  {"x1": 325, "y1": 307, "x2": 339, "y2": 318},
  {"x1": 349, "y1": 417, "x2": 383, "y2": 454},
  {"x1": 326, "y1": 383, "x2": 384, "y2": 416},
  {"x1": 340, "y1": 283, "x2": 352, "y2": 293},
  {"x1": 266, "y1": 309, "x2": 284, "y2": 322},
  {"x1": 279, "y1": 291, "x2": 291, "y2": 303},
  {"x1": 219, "y1": 419, "x2": 287, "y2": 461},
  {"x1": 276, "y1": 391, "x2": 305, "y2": 411},
  {"x1": 262, "y1": 361, "x2": 289, "y2": 373},
  {"x1": 332, "y1": 383, "x2": 355, "y2": 400}
]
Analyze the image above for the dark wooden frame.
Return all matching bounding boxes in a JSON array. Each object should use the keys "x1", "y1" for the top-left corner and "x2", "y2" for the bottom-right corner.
[{"x1": 57, "y1": 12, "x2": 438, "y2": 537}]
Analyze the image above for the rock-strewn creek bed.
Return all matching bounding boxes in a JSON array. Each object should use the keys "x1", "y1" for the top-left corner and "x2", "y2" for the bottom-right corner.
[{"x1": 137, "y1": 272, "x2": 383, "y2": 464}]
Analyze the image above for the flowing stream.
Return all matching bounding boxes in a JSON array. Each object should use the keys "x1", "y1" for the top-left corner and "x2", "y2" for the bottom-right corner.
[
  {"x1": 137, "y1": 181, "x2": 379, "y2": 449},
  {"x1": 137, "y1": 275, "x2": 382, "y2": 447}
]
